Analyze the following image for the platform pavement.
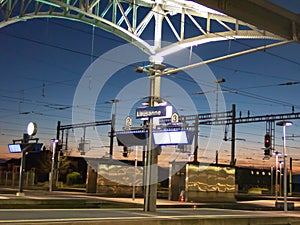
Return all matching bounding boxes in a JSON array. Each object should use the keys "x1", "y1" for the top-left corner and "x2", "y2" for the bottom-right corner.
[{"x1": 1, "y1": 187, "x2": 300, "y2": 211}]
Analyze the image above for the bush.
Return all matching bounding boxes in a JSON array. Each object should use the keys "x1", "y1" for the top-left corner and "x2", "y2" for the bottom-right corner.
[{"x1": 66, "y1": 172, "x2": 81, "y2": 186}]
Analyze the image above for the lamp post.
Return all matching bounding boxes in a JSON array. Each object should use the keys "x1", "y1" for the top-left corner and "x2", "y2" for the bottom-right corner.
[
  {"x1": 16, "y1": 122, "x2": 38, "y2": 196},
  {"x1": 276, "y1": 120, "x2": 293, "y2": 212}
]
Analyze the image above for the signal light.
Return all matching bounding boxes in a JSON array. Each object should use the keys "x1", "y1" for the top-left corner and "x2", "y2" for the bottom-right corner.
[
  {"x1": 264, "y1": 148, "x2": 271, "y2": 156},
  {"x1": 264, "y1": 133, "x2": 271, "y2": 148},
  {"x1": 123, "y1": 146, "x2": 128, "y2": 157}
]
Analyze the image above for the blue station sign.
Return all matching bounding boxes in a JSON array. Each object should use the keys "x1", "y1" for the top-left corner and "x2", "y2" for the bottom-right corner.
[{"x1": 136, "y1": 106, "x2": 166, "y2": 119}]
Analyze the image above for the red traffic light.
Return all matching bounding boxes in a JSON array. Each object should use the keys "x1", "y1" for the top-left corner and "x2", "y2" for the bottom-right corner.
[
  {"x1": 123, "y1": 146, "x2": 128, "y2": 157},
  {"x1": 264, "y1": 133, "x2": 271, "y2": 148}
]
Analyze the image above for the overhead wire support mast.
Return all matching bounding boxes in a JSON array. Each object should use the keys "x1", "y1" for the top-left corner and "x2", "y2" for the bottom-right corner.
[
  {"x1": 57, "y1": 120, "x2": 112, "y2": 151},
  {"x1": 179, "y1": 106, "x2": 300, "y2": 167},
  {"x1": 55, "y1": 119, "x2": 113, "y2": 187}
]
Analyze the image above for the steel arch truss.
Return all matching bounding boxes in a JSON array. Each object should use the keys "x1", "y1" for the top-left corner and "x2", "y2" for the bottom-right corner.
[{"x1": 0, "y1": 0, "x2": 283, "y2": 57}]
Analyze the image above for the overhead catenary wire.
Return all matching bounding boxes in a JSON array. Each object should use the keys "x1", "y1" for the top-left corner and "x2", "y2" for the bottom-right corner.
[{"x1": 0, "y1": 2, "x2": 300, "y2": 139}]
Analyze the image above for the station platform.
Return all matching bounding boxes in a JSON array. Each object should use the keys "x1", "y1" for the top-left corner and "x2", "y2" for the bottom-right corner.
[{"x1": 1, "y1": 187, "x2": 300, "y2": 211}]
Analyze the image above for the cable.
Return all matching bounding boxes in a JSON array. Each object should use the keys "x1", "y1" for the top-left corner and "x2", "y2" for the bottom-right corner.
[
  {"x1": 2, "y1": 5, "x2": 297, "y2": 108},
  {"x1": 211, "y1": 64, "x2": 298, "y2": 82},
  {"x1": 0, "y1": 31, "x2": 130, "y2": 67},
  {"x1": 1, "y1": 1, "x2": 300, "y2": 137}
]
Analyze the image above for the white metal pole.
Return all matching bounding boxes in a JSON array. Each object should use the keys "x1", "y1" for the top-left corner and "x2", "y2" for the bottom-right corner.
[
  {"x1": 279, "y1": 162, "x2": 283, "y2": 197},
  {"x1": 289, "y1": 157, "x2": 293, "y2": 196},
  {"x1": 283, "y1": 125, "x2": 287, "y2": 212},
  {"x1": 275, "y1": 154, "x2": 278, "y2": 202},
  {"x1": 276, "y1": 120, "x2": 292, "y2": 211},
  {"x1": 50, "y1": 140, "x2": 57, "y2": 192}
]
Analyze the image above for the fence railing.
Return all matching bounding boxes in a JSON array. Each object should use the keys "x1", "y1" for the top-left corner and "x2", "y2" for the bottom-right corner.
[{"x1": 0, "y1": 171, "x2": 35, "y2": 187}]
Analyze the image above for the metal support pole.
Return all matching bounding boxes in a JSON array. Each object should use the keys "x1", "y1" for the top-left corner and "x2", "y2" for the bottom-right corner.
[
  {"x1": 52, "y1": 121, "x2": 61, "y2": 190},
  {"x1": 280, "y1": 162, "x2": 283, "y2": 197},
  {"x1": 144, "y1": 117, "x2": 154, "y2": 211},
  {"x1": 132, "y1": 146, "x2": 138, "y2": 200},
  {"x1": 65, "y1": 130, "x2": 69, "y2": 151},
  {"x1": 143, "y1": 2, "x2": 163, "y2": 211},
  {"x1": 106, "y1": 99, "x2": 119, "y2": 159},
  {"x1": 215, "y1": 78, "x2": 225, "y2": 117},
  {"x1": 276, "y1": 120, "x2": 292, "y2": 212},
  {"x1": 289, "y1": 157, "x2": 293, "y2": 196},
  {"x1": 56, "y1": 121, "x2": 61, "y2": 140},
  {"x1": 230, "y1": 104, "x2": 236, "y2": 166},
  {"x1": 144, "y1": 74, "x2": 158, "y2": 212},
  {"x1": 275, "y1": 153, "x2": 279, "y2": 202},
  {"x1": 271, "y1": 167, "x2": 274, "y2": 195},
  {"x1": 282, "y1": 125, "x2": 288, "y2": 212},
  {"x1": 50, "y1": 140, "x2": 58, "y2": 192},
  {"x1": 16, "y1": 150, "x2": 26, "y2": 196},
  {"x1": 16, "y1": 134, "x2": 29, "y2": 196},
  {"x1": 193, "y1": 116, "x2": 199, "y2": 164},
  {"x1": 109, "y1": 114, "x2": 115, "y2": 158}
]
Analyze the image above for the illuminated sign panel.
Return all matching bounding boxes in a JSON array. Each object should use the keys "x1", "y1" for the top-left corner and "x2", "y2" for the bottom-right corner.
[
  {"x1": 116, "y1": 129, "x2": 195, "y2": 146},
  {"x1": 8, "y1": 143, "x2": 43, "y2": 153},
  {"x1": 8, "y1": 144, "x2": 22, "y2": 153},
  {"x1": 153, "y1": 130, "x2": 194, "y2": 145},
  {"x1": 136, "y1": 106, "x2": 166, "y2": 119},
  {"x1": 170, "y1": 131, "x2": 188, "y2": 143}
]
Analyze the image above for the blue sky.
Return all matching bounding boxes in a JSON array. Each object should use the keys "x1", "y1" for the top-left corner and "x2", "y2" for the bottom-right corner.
[{"x1": 0, "y1": 0, "x2": 300, "y2": 171}]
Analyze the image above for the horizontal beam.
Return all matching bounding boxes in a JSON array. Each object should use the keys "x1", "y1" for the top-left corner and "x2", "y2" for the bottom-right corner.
[
  {"x1": 200, "y1": 112, "x2": 300, "y2": 125},
  {"x1": 193, "y1": 0, "x2": 300, "y2": 42},
  {"x1": 60, "y1": 120, "x2": 112, "y2": 130}
]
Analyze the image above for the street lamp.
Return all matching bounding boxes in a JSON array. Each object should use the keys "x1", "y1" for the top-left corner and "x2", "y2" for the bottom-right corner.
[
  {"x1": 16, "y1": 122, "x2": 38, "y2": 196},
  {"x1": 276, "y1": 120, "x2": 293, "y2": 212}
]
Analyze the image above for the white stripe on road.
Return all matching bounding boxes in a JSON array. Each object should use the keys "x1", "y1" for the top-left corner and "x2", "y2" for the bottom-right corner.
[{"x1": 0, "y1": 213, "x2": 295, "y2": 224}]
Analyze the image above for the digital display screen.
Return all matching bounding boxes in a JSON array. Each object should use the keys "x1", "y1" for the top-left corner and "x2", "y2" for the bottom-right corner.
[
  {"x1": 8, "y1": 144, "x2": 22, "y2": 153},
  {"x1": 116, "y1": 130, "x2": 194, "y2": 146},
  {"x1": 169, "y1": 131, "x2": 188, "y2": 143},
  {"x1": 153, "y1": 130, "x2": 191, "y2": 145},
  {"x1": 153, "y1": 132, "x2": 171, "y2": 145}
]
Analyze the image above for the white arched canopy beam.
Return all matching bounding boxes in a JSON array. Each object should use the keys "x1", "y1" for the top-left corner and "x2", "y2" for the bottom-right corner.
[{"x1": 0, "y1": 0, "x2": 284, "y2": 57}]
